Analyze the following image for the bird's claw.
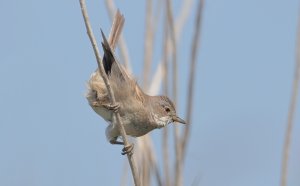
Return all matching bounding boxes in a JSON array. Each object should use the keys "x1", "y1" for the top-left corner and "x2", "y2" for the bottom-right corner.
[
  {"x1": 121, "y1": 143, "x2": 134, "y2": 155},
  {"x1": 104, "y1": 103, "x2": 120, "y2": 113}
]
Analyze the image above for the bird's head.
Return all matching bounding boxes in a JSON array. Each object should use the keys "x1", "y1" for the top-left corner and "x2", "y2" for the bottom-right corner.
[{"x1": 153, "y1": 96, "x2": 186, "y2": 127}]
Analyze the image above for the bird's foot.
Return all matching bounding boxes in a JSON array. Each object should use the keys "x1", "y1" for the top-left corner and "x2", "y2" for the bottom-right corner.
[
  {"x1": 103, "y1": 103, "x2": 120, "y2": 113},
  {"x1": 109, "y1": 137, "x2": 134, "y2": 155},
  {"x1": 121, "y1": 143, "x2": 134, "y2": 156}
]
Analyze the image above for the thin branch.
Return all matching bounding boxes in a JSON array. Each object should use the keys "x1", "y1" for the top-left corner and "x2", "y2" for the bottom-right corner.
[
  {"x1": 152, "y1": 0, "x2": 163, "y2": 35},
  {"x1": 175, "y1": 0, "x2": 194, "y2": 41},
  {"x1": 139, "y1": 1, "x2": 156, "y2": 185},
  {"x1": 141, "y1": 136, "x2": 157, "y2": 186},
  {"x1": 135, "y1": 138, "x2": 146, "y2": 185},
  {"x1": 143, "y1": 0, "x2": 154, "y2": 89},
  {"x1": 181, "y1": 0, "x2": 205, "y2": 161},
  {"x1": 166, "y1": 0, "x2": 177, "y2": 105},
  {"x1": 134, "y1": 135, "x2": 162, "y2": 186},
  {"x1": 143, "y1": 135, "x2": 163, "y2": 186},
  {"x1": 148, "y1": 63, "x2": 163, "y2": 95},
  {"x1": 280, "y1": 11, "x2": 300, "y2": 186},
  {"x1": 165, "y1": 0, "x2": 181, "y2": 185},
  {"x1": 79, "y1": 2, "x2": 140, "y2": 185},
  {"x1": 142, "y1": 0, "x2": 164, "y2": 95},
  {"x1": 152, "y1": 163, "x2": 163, "y2": 186},
  {"x1": 149, "y1": 0, "x2": 194, "y2": 97},
  {"x1": 149, "y1": 151, "x2": 163, "y2": 186},
  {"x1": 135, "y1": 137, "x2": 150, "y2": 184},
  {"x1": 141, "y1": 145, "x2": 150, "y2": 186},
  {"x1": 162, "y1": 15, "x2": 170, "y2": 186}
]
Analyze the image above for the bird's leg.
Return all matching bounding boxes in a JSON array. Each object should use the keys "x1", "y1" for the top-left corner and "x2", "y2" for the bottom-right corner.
[
  {"x1": 109, "y1": 137, "x2": 124, "y2": 145},
  {"x1": 109, "y1": 137, "x2": 134, "y2": 155},
  {"x1": 102, "y1": 102, "x2": 120, "y2": 113}
]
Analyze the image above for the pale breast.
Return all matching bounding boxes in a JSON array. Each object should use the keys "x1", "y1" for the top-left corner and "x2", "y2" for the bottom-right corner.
[{"x1": 91, "y1": 105, "x2": 113, "y2": 123}]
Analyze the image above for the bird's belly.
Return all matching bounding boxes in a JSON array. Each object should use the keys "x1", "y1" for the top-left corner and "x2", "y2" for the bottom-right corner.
[
  {"x1": 122, "y1": 120, "x2": 156, "y2": 137},
  {"x1": 91, "y1": 105, "x2": 112, "y2": 122}
]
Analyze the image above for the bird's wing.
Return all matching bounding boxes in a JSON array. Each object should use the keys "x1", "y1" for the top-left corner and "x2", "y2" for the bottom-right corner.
[
  {"x1": 101, "y1": 30, "x2": 145, "y2": 104},
  {"x1": 101, "y1": 30, "x2": 130, "y2": 81}
]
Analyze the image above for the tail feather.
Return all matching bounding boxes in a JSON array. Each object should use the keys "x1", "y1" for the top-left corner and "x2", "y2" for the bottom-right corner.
[
  {"x1": 100, "y1": 10, "x2": 125, "y2": 76},
  {"x1": 108, "y1": 10, "x2": 125, "y2": 49},
  {"x1": 100, "y1": 10, "x2": 130, "y2": 82},
  {"x1": 101, "y1": 30, "x2": 114, "y2": 75}
]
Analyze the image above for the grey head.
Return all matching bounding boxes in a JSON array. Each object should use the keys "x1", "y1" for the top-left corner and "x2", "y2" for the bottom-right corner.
[{"x1": 152, "y1": 96, "x2": 186, "y2": 127}]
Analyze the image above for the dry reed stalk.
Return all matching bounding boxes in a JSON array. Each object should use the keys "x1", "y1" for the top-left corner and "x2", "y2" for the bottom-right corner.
[
  {"x1": 143, "y1": 0, "x2": 154, "y2": 89},
  {"x1": 138, "y1": 1, "x2": 155, "y2": 184},
  {"x1": 141, "y1": 147, "x2": 150, "y2": 186},
  {"x1": 152, "y1": 161, "x2": 163, "y2": 186},
  {"x1": 134, "y1": 137, "x2": 152, "y2": 185},
  {"x1": 148, "y1": 63, "x2": 163, "y2": 95},
  {"x1": 141, "y1": 135, "x2": 163, "y2": 186},
  {"x1": 162, "y1": 14, "x2": 171, "y2": 186},
  {"x1": 134, "y1": 135, "x2": 162, "y2": 186},
  {"x1": 175, "y1": 0, "x2": 194, "y2": 40},
  {"x1": 136, "y1": 137, "x2": 150, "y2": 185},
  {"x1": 79, "y1": 3, "x2": 140, "y2": 185},
  {"x1": 148, "y1": 0, "x2": 164, "y2": 96},
  {"x1": 181, "y1": 0, "x2": 204, "y2": 161},
  {"x1": 139, "y1": 0, "x2": 167, "y2": 184},
  {"x1": 152, "y1": 0, "x2": 163, "y2": 34},
  {"x1": 280, "y1": 12, "x2": 300, "y2": 186},
  {"x1": 148, "y1": 146, "x2": 163, "y2": 186},
  {"x1": 150, "y1": 0, "x2": 194, "y2": 92},
  {"x1": 142, "y1": 136, "x2": 157, "y2": 186},
  {"x1": 104, "y1": 0, "x2": 132, "y2": 73},
  {"x1": 165, "y1": 0, "x2": 182, "y2": 185},
  {"x1": 140, "y1": 0, "x2": 197, "y2": 185}
]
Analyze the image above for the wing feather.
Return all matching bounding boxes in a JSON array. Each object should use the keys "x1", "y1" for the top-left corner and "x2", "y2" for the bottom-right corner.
[{"x1": 100, "y1": 30, "x2": 145, "y2": 104}]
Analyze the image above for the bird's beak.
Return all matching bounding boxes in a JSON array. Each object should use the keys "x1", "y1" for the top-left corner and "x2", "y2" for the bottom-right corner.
[{"x1": 172, "y1": 115, "x2": 187, "y2": 124}]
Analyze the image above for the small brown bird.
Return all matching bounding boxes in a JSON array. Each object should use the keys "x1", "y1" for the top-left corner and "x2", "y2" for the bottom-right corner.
[{"x1": 86, "y1": 14, "x2": 186, "y2": 154}]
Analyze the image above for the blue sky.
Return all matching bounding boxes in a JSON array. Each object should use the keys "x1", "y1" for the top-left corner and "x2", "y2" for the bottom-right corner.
[{"x1": 1, "y1": 0, "x2": 300, "y2": 186}]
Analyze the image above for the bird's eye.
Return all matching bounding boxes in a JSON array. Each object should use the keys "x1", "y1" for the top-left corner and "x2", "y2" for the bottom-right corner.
[{"x1": 165, "y1": 107, "x2": 170, "y2": 113}]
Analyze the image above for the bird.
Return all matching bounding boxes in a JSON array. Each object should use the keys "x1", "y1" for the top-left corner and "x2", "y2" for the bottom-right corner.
[{"x1": 86, "y1": 12, "x2": 186, "y2": 155}]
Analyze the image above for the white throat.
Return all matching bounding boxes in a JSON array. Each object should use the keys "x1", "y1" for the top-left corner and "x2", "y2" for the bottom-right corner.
[{"x1": 152, "y1": 114, "x2": 171, "y2": 128}]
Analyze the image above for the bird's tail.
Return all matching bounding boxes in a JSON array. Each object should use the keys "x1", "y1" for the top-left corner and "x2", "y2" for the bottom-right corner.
[
  {"x1": 108, "y1": 10, "x2": 124, "y2": 49},
  {"x1": 101, "y1": 10, "x2": 124, "y2": 76}
]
